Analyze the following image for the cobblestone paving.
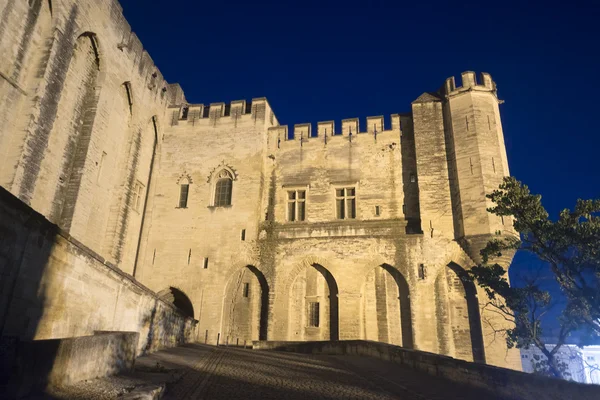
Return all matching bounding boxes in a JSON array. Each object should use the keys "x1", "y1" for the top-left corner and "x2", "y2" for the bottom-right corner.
[{"x1": 160, "y1": 344, "x2": 507, "y2": 400}]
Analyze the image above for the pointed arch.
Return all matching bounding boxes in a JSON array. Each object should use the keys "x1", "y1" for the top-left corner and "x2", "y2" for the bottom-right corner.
[
  {"x1": 208, "y1": 164, "x2": 237, "y2": 207},
  {"x1": 222, "y1": 265, "x2": 270, "y2": 343},
  {"x1": 361, "y1": 263, "x2": 413, "y2": 348},
  {"x1": 443, "y1": 262, "x2": 486, "y2": 363},
  {"x1": 0, "y1": 0, "x2": 54, "y2": 190},
  {"x1": 158, "y1": 287, "x2": 194, "y2": 318},
  {"x1": 288, "y1": 262, "x2": 339, "y2": 341}
]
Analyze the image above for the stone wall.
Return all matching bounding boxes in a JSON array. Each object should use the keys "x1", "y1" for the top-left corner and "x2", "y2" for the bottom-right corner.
[
  {"x1": 137, "y1": 76, "x2": 522, "y2": 370},
  {"x1": 0, "y1": 186, "x2": 197, "y2": 353},
  {"x1": 254, "y1": 340, "x2": 600, "y2": 400},
  {"x1": 0, "y1": 0, "x2": 169, "y2": 275},
  {"x1": 2, "y1": 331, "x2": 138, "y2": 397}
]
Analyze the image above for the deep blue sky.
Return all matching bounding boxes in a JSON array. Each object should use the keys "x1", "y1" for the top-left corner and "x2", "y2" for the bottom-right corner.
[{"x1": 120, "y1": 0, "x2": 599, "y2": 336}]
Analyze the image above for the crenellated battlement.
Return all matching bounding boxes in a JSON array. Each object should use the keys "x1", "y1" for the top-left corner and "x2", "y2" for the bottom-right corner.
[
  {"x1": 267, "y1": 113, "x2": 411, "y2": 150},
  {"x1": 166, "y1": 97, "x2": 278, "y2": 127},
  {"x1": 442, "y1": 71, "x2": 497, "y2": 97}
]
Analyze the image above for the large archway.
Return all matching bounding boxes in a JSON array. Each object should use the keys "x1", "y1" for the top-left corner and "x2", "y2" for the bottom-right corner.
[
  {"x1": 439, "y1": 262, "x2": 486, "y2": 363},
  {"x1": 361, "y1": 264, "x2": 413, "y2": 348},
  {"x1": 222, "y1": 265, "x2": 269, "y2": 344},
  {"x1": 158, "y1": 287, "x2": 194, "y2": 318},
  {"x1": 288, "y1": 263, "x2": 339, "y2": 341}
]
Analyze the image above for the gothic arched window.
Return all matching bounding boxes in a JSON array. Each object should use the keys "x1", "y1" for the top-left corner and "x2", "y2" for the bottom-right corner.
[{"x1": 213, "y1": 170, "x2": 233, "y2": 206}]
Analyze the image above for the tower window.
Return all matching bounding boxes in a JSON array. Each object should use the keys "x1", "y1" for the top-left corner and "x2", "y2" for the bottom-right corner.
[
  {"x1": 180, "y1": 106, "x2": 189, "y2": 120},
  {"x1": 203, "y1": 257, "x2": 209, "y2": 269},
  {"x1": 375, "y1": 206, "x2": 380, "y2": 217},
  {"x1": 335, "y1": 187, "x2": 356, "y2": 219},
  {"x1": 214, "y1": 177, "x2": 232, "y2": 206},
  {"x1": 179, "y1": 184, "x2": 189, "y2": 208},
  {"x1": 410, "y1": 174, "x2": 416, "y2": 183},
  {"x1": 243, "y1": 282, "x2": 250, "y2": 298},
  {"x1": 287, "y1": 190, "x2": 306, "y2": 222},
  {"x1": 308, "y1": 302, "x2": 320, "y2": 327},
  {"x1": 241, "y1": 229, "x2": 246, "y2": 241}
]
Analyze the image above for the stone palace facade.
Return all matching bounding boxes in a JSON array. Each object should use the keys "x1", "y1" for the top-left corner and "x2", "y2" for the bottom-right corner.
[{"x1": 0, "y1": 0, "x2": 520, "y2": 370}]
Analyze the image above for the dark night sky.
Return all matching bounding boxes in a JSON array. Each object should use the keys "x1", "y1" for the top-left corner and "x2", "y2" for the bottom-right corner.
[{"x1": 120, "y1": 0, "x2": 600, "y2": 337}]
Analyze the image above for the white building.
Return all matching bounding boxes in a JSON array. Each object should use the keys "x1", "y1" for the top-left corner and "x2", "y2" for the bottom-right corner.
[{"x1": 521, "y1": 345, "x2": 600, "y2": 384}]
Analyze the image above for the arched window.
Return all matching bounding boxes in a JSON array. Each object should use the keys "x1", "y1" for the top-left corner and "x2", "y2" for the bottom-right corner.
[{"x1": 214, "y1": 172, "x2": 233, "y2": 206}]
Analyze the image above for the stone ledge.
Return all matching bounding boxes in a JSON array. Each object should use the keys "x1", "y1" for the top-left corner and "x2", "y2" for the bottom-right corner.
[{"x1": 253, "y1": 340, "x2": 600, "y2": 400}]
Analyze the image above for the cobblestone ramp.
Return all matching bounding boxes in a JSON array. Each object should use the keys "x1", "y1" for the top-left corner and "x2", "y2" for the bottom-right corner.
[{"x1": 160, "y1": 344, "x2": 505, "y2": 400}]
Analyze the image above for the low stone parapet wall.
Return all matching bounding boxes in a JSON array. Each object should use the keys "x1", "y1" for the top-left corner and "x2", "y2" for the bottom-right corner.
[
  {"x1": 0, "y1": 186, "x2": 198, "y2": 355},
  {"x1": 2, "y1": 331, "x2": 138, "y2": 398},
  {"x1": 253, "y1": 340, "x2": 600, "y2": 400}
]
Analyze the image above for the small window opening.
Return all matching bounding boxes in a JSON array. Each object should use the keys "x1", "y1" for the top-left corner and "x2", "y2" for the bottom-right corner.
[
  {"x1": 466, "y1": 116, "x2": 469, "y2": 131},
  {"x1": 402, "y1": 204, "x2": 406, "y2": 214},
  {"x1": 124, "y1": 83, "x2": 133, "y2": 114},
  {"x1": 501, "y1": 216, "x2": 505, "y2": 225},
  {"x1": 287, "y1": 190, "x2": 306, "y2": 222},
  {"x1": 243, "y1": 282, "x2": 250, "y2": 298},
  {"x1": 410, "y1": 173, "x2": 416, "y2": 183},
  {"x1": 179, "y1": 184, "x2": 189, "y2": 208},
  {"x1": 488, "y1": 115, "x2": 491, "y2": 130},
  {"x1": 375, "y1": 206, "x2": 380, "y2": 217},
  {"x1": 241, "y1": 229, "x2": 246, "y2": 241},
  {"x1": 336, "y1": 187, "x2": 356, "y2": 219},
  {"x1": 418, "y1": 264, "x2": 426, "y2": 280},
  {"x1": 308, "y1": 302, "x2": 320, "y2": 327},
  {"x1": 181, "y1": 106, "x2": 189, "y2": 120},
  {"x1": 203, "y1": 257, "x2": 209, "y2": 269},
  {"x1": 188, "y1": 249, "x2": 191, "y2": 265}
]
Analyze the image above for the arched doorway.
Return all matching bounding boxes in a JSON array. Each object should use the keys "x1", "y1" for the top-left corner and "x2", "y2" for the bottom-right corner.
[
  {"x1": 222, "y1": 265, "x2": 269, "y2": 344},
  {"x1": 443, "y1": 262, "x2": 486, "y2": 363},
  {"x1": 158, "y1": 287, "x2": 194, "y2": 318},
  {"x1": 361, "y1": 264, "x2": 413, "y2": 348},
  {"x1": 289, "y1": 263, "x2": 339, "y2": 341}
]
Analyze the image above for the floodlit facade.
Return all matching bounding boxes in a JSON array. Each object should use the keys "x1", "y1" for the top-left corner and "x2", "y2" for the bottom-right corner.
[{"x1": 0, "y1": 0, "x2": 521, "y2": 370}]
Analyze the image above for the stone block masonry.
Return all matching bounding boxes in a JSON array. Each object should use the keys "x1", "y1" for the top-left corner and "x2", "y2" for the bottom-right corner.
[
  {"x1": 254, "y1": 340, "x2": 600, "y2": 400},
  {"x1": 0, "y1": 185, "x2": 197, "y2": 355},
  {"x1": 1, "y1": 0, "x2": 522, "y2": 379}
]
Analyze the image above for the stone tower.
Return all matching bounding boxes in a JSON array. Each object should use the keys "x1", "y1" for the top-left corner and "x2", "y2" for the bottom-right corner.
[{"x1": 442, "y1": 71, "x2": 513, "y2": 264}]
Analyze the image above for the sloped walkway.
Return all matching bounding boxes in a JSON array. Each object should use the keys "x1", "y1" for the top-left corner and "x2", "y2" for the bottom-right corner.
[{"x1": 38, "y1": 343, "x2": 508, "y2": 399}]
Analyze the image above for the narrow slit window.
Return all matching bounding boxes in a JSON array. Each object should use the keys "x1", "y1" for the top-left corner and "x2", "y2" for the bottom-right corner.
[
  {"x1": 410, "y1": 173, "x2": 416, "y2": 183},
  {"x1": 124, "y1": 82, "x2": 133, "y2": 114},
  {"x1": 179, "y1": 184, "x2": 189, "y2": 208},
  {"x1": 375, "y1": 206, "x2": 380, "y2": 217},
  {"x1": 418, "y1": 264, "x2": 426, "y2": 280},
  {"x1": 241, "y1": 229, "x2": 246, "y2": 241},
  {"x1": 287, "y1": 189, "x2": 306, "y2": 221},
  {"x1": 336, "y1": 187, "x2": 356, "y2": 219},
  {"x1": 203, "y1": 257, "x2": 209, "y2": 269},
  {"x1": 308, "y1": 302, "x2": 320, "y2": 327},
  {"x1": 243, "y1": 282, "x2": 250, "y2": 298}
]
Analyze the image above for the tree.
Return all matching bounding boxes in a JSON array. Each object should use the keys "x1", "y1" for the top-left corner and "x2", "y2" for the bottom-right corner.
[{"x1": 469, "y1": 176, "x2": 600, "y2": 379}]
